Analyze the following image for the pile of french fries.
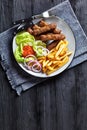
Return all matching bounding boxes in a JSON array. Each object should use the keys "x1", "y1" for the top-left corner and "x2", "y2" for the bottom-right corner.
[{"x1": 38, "y1": 40, "x2": 72, "y2": 75}]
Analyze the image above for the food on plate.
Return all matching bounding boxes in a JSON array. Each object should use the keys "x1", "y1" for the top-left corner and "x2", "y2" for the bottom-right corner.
[
  {"x1": 39, "y1": 20, "x2": 48, "y2": 26},
  {"x1": 38, "y1": 40, "x2": 72, "y2": 75},
  {"x1": 22, "y1": 45, "x2": 35, "y2": 57},
  {"x1": 16, "y1": 31, "x2": 35, "y2": 45},
  {"x1": 33, "y1": 23, "x2": 56, "y2": 35},
  {"x1": 27, "y1": 27, "x2": 33, "y2": 35},
  {"x1": 46, "y1": 40, "x2": 60, "y2": 50},
  {"x1": 53, "y1": 28, "x2": 61, "y2": 34},
  {"x1": 14, "y1": 46, "x2": 24, "y2": 63},
  {"x1": 38, "y1": 20, "x2": 61, "y2": 34},
  {"x1": 39, "y1": 33, "x2": 65, "y2": 41},
  {"x1": 27, "y1": 20, "x2": 65, "y2": 43},
  {"x1": 24, "y1": 55, "x2": 42, "y2": 73},
  {"x1": 14, "y1": 20, "x2": 72, "y2": 75},
  {"x1": 32, "y1": 25, "x2": 40, "y2": 30}
]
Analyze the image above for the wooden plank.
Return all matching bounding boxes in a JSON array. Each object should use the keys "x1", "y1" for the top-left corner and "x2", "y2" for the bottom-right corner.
[{"x1": 0, "y1": 0, "x2": 13, "y2": 32}]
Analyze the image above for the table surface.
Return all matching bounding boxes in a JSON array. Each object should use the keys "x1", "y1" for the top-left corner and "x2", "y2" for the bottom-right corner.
[{"x1": 0, "y1": 0, "x2": 87, "y2": 130}]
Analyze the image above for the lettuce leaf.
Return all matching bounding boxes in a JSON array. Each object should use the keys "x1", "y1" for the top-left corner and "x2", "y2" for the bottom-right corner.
[
  {"x1": 15, "y1": 31, "x2": 35, "y2": 45},
  {"x1": 14, "y1": 46, "x2": 24, "y2": 63},
  {"x1": 33, "y1": 40, "x2": 46, "y2": 57}
]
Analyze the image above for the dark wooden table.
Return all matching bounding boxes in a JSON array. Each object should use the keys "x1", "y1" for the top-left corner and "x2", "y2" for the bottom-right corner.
[{"x1": 0, "y1": 0, "x2": 87, "y2": 130}]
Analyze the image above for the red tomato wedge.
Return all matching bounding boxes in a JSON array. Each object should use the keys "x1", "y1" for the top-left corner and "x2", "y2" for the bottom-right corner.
[{"x1": 22, "y1": 45, "x2": 35, "y2": 57}]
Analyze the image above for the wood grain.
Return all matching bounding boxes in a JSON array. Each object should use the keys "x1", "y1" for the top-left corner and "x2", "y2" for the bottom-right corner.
[{"x1": 0, "y1": 0, "x2": 87, "y2": 130}]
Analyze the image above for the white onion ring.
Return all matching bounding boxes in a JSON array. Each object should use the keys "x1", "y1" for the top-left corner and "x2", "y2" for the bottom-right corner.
[
  {"x1": 24, "y1": 54, "x2": 37, "y2": 60},
  {"x1": 24, "y1": 54, "x2": 37, "y2": 69},
  {"x1": 32, "y1": 62, "x2": 41, "y2": 73},
  {"x1": 27, "y1": 60, "x2": 37, "y2": 67},
  {"x1": 42, "y1": 48, "x2": 49, "y2": 56},
  {"x1": 35, "y1": 46, "x2": 49, "y2": 56},
  {"x1": 24, "y1": 59, "x2": 42, "y2": 73}
]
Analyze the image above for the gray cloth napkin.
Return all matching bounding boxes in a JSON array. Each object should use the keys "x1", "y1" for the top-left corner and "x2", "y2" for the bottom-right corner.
[{"x1": 0, "y1": 0, "x2": 87, "y2": 95}]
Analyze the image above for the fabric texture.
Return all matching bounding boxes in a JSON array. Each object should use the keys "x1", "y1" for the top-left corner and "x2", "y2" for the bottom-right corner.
[{"x1": 0, "y1": 0, "x2": 87, "y2": 95}]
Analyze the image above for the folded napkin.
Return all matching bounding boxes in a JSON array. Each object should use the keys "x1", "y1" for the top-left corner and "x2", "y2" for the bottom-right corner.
[{"x1": 0, "y1": 0, "x2": 87, "y2": 95}]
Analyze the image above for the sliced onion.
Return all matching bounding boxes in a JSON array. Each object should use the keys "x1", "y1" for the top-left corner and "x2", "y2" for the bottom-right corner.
[
  {"x1": 32, "y1": 62, "x2": 41, "y2": 73},
  {"x1": 27, "y1": 60, "x2": 37, "y2": 67},
  {"x1": 24, "y1": 54, "x2": 37, "y2": 60},
  {"x1": 24, "y1": 59, "x2": 42, "y2": 73},
  {"x1": 42, "y1": 48, "x2": 49, "y2": 56},
  {"x1": 24, "y1": 54, "x2": 37, "y2": 69},
  {"x1": 24, "y1": 60, "x2": 32, "y2": 70},
  {"x1": 35, "y1": 46, "x2": 49, "y2": 56}
]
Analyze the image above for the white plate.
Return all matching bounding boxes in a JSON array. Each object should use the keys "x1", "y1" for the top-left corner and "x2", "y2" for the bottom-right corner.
[{"x1": 12, "y1": 16, "x2": 75, "y2": 78}]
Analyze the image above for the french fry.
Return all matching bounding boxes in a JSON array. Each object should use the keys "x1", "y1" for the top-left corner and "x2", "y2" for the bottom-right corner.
[
  {"x1": 58, "y1": 56, "x2": 69, "y2": 67},
  {"x1": 43, "y1": 60, "x2": 49, "y2": 67},
  {"x1": 47, "y1": 65, "x2": 54, "y2": 71},
  {"x1": 38, "y1": 56, "x2": 46, "y2": 60},
  {"x1": 38, "y1": 40, "x2": 72, "y2": 75},
  {"x1": 59, "y1": 47, "x2": 68, "y2": 56},
  {"x1": 64, "y1": 40, "x2": 69, "y2": 45},
  {"x1": 42, "y1": 66, "x2": 47, "y2": 73},
  {"x1": 55, "y1": 44, "x2": 66, "y2": 57},
  {"x1": 47, "y1": 61, "x2": 53, "y2": 66},
  {"x1": 56, "y1": 40, "x2": 64, "y2": 50},
  {"x1": 46, "y1": 66, "x2": 59, "y2": 75},
  {"x1": 47, "y1": 53, "x2": 55, "y2": 59},
  {"x1": 59, "y1": 51, "x2": 72, "y2": 60}
]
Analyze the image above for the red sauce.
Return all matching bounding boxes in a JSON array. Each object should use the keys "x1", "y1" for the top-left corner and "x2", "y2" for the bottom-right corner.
[{"x1": 22, "y1": 45, "x2": 35, "y2": 57}]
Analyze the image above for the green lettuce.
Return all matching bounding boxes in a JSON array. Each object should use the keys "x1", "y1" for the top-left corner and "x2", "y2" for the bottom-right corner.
[
  {"x1": 14, "y1": 46, "x2": 24, "y2": 63},
  {"x1": 15, "y1": 31, "x2": 35, "y2": 46},
  {"x1": 33, "y1": 40, "x2": 46, "y2": 57}
]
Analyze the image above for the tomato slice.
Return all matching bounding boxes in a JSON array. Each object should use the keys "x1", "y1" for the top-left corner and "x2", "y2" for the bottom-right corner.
[{"x1": 22, "y1": 45, "x2": 35, "y2": 57}]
